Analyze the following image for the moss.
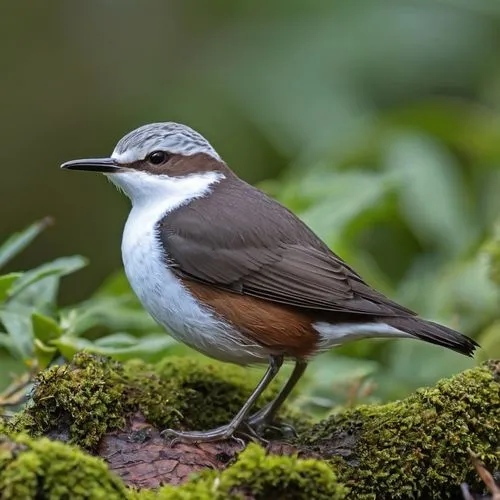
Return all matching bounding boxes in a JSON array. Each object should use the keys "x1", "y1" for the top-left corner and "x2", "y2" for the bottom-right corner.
[
  {"x1": 130, "y1": 444, "x2": 347, "y2": 500},
  {"x1": 2, "y1": 431, "x2": 345, "y2": 500},
  {"x1": 0, "y1": 432, "x2": 126, "y2": 499},
  {"x1": 14, "y1": 354, "x2": 129, "y2": 449},
  {"x1": 3, "y1": 359, "x2": 499, "y2": 498},
  {"x1": 151, "y1": 357, "x2": 309, "y2": 433},
  {"x1": 301, "y1": 360, "x2": 500, "y2": 499},
  {"x1": 13, "y1": 352, "x2": 305, "y2": 449}
]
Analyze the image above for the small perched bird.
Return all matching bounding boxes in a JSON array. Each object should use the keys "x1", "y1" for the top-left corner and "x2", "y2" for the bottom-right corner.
[{"x1": 62, "y1": 122, "x2": 478, "y2": 444}]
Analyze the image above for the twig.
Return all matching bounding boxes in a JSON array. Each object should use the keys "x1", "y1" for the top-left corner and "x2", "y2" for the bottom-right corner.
[
  {"x1": 462, "y1": 448, "x2": 500, "y2": 500},
  {"x1": 0, "y1": 371, "x2": 33, "y2": 408}
]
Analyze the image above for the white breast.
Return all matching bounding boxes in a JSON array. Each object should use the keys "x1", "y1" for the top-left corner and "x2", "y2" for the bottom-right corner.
[{"x1": 113, "y1": 169, "x2": 269, "y2": 365}]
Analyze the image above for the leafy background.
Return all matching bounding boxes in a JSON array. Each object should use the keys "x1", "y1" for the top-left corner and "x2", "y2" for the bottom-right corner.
[{"x1": 1, "y1": 0, "x2": 500, "y2": 417}]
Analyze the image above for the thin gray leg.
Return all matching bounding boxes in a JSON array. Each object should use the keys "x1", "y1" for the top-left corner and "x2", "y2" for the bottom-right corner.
[
  {"x1": 247, "y1": 359, "x2": 307, "y2": 434},
  {"x1": 162, "y1": 354, "x2": 284, "y2": 445}
]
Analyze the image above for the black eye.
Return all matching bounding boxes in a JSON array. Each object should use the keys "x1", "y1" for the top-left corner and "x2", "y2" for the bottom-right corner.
[{"x1": 147, "y1": 151, "x2": 169, "y2": 165}]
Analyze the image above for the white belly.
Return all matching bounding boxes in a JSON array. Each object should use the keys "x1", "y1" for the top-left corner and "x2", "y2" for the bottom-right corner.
[{"x1": 119, "y1": 172, "x2": 269, "y2": 365}]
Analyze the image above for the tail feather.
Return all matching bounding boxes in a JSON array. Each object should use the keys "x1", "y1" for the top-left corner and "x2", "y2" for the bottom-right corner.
[{"x1": 384, "y1": 316, "x2": 479, "y2": 357}]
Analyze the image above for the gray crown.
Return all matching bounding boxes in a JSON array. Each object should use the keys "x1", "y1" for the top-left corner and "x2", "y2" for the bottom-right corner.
[{"x1": 111, "y1": 122, "x2": 221, "y2": 163}]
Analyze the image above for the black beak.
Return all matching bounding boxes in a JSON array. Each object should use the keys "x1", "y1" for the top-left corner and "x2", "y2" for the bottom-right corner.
[{"x1": 60, "y1": 158, "x2": 122, "y2": 173}]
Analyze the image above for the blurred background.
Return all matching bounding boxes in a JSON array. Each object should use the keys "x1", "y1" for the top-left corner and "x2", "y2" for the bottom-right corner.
[{"x1": 1, "y1": 0, "x2": 500, "y2": 415}]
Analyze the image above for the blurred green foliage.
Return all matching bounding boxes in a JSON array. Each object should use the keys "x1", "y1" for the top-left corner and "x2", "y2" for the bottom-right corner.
[
  {"x1": 264, "y1": 100, "x2": 500, "y2": 410},
  {"x1": 0, "y1": 222, "x2": 180, "y2": 396},
  {"x1": 1, "y1": 1, "x2": 500, "y2": 417}
]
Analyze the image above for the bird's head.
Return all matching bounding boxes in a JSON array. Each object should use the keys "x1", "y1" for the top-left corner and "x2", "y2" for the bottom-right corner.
[{"x1": 61, "y1": 122, "x2": 228, "y2": 205}]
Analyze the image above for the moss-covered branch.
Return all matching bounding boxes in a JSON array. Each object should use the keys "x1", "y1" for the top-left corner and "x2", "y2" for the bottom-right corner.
[
  {"x1": 300, "y1": 359, "x2": 500, "y2": 498},
  {"x1": 1, "y1": 354, "x2": 499, "y2": 499},
  {"x1": 11, "y1": 353, "x2": 308, "y2": 450}
]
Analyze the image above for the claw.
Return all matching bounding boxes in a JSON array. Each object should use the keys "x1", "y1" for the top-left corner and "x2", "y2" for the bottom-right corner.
[
  {"x1": 231, "y1": 435, "x2": 247, "y2": 450},
  {"x1": 246, "y1": 411, "x2": 297, "y2": 440},
  {"x1": 239, "y1": 423, "x2": 270, "y2": 445},
  {"x1": 160, "y1": 428, "x2": 185, "y2": 447},
  {"x1": 168, "y1": 437, "x2": 182, "y2": 447},
  {"x1": 160, "y1": 428, "x2": 176, "y2": 438},
  {"x1": 269, "y1": 422, "x2": 297, "y2": 438}
]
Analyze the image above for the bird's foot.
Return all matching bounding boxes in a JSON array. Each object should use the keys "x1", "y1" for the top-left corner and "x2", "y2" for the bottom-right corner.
[
  {"x1": 161, "y1": 410, "x2": 296, "y2": 447},
  {"x1": 161, "y1": 424, "x2": 248, "y2": 448},
  {"x1": 246, "y1": 410, "x2": 297, "y2": 440}
]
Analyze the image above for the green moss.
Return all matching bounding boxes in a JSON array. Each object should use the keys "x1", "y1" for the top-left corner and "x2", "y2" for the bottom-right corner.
[
  {"x1": 14, "y1": 354, "x2": 130, "y2": 449},
  {"x1": 301, "y1": 360, "x2": 500, "y2": 499},
  {"x1": 13, "y1": 352, "x2": 305, "y2": 449},
  {"x1": 151, "y1": 357, "x2": 308, "y2": 432},
  {"x1": 0, "y1": 433, "x2": 126, "y2": 499},
  {"x1": 3, "y1": 359, "x2": 499, "y2": 499},
  {"x1": 131, "y1": 444, "x2": 347, "y2": 500}
]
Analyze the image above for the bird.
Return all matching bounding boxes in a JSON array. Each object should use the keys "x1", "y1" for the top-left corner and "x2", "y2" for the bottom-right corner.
[{"x1": 61, "y1": 122, "x2": 478, "y2": 444}]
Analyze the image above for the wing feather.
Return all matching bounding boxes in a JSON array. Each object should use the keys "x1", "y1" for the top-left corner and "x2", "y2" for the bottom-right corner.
[{"x1": 159, "y1": 177, "x2": 415, "y2": 317}]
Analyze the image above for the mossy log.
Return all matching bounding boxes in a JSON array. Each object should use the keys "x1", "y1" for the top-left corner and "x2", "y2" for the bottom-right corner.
[{"x1": 0, "y1": 353, "x2": 499, "y2": 499}]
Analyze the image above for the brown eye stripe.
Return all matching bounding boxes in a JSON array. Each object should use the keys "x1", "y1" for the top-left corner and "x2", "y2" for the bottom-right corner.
[{"x1": 124, "y1": 153, "x2": 232, "y2": 178}]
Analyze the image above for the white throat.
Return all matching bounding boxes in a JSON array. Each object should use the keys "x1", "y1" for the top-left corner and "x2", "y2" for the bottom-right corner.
[
  {"x1": 107, "y1": 169, "x2": 224, "y2": 209},
  {"x1": 116, "y1": 169, "x2": 269, "y2": 364}
]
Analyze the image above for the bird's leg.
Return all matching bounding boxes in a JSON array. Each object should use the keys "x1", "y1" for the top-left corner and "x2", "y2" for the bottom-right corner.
[
  {"x1": 247, "y1": 359, "x2": 307, "y2": 436},
  {"x1": 162, "y1": 355, "x2": 284, "y2": 445}
]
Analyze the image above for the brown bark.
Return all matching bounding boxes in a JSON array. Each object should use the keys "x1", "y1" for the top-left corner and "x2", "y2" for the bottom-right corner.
[
  {"x1": 98, "y1": 412, "x2": 301, "y2": 489},
  {"x1": 95, "y1": 411, "x2": 497, "y2": 500}
]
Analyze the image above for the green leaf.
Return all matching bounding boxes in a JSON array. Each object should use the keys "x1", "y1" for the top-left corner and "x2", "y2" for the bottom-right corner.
[
  {"x1": 379, "y1": 339, "x2": 476, "y2": 400},
  {"x1": 94, "y1": 271, "x2": 134, "y2": 298},
  {"x1": 33, "y1": 339, "x2": 58, "y2": 370},
  {"x1": 384, "y1": 133, "x2": 477, "y2": 257},
  {"x1": 61, "y1": 296, "x2": 157, "y2": 337},
  {"x1": 283, "y1": 168, "x2": 392, "y2": 247},
  {"x1": 32, "y1": 312, "x2": 62, "y2": 343},
  {"x1": 0, "y1": 218, "x2": 53, "y2": 270},
  {"x1": 93, "y1": 332, "x2": 140, "y2": 347},
  {"x1": 433, "y1": 253, "x2": 500, "y2": 332},
  {"x1": 476, "y1": 320, "x2": 500, "y2": 362},
  {"x1": 0, "y1": 307, "x2": 34, "y2": 359},
  {"x1": 485, "y1": 223, "x2": 500, "y2": 286},
  {"x1": 12, "y1": 276, "x2": 60, "y2": 312},
  {"x1": 8, "y1": 256, "x2": 88, "y2": 299},
  {"x1": 0, "y1": 273, "x2": 23, "y2": 302},
  {"x1": 0, "y1": 348, "x2": 27, "y2": 391},
  {"x1": 0, "y1": 333, "x2": 15, "y2": 352},
  {"x1": 296, "y1": 352, "x2": 379, "y2": 414},
  {"x1": 53, "y1": 333, "x2": 177, "y2": 362}
]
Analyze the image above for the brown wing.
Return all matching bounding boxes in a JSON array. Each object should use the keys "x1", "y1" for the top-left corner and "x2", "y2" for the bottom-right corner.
[{"x1": 158, "y1": 176, "x2": 415, "y2": 317}]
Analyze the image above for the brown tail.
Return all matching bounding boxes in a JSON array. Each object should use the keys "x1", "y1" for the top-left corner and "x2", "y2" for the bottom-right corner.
[{"x1": 384, "y1": 316, "x2": 479, "y2": 357}]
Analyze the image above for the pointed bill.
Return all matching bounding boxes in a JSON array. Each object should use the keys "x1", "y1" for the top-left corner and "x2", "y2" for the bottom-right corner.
[{"x1": 60, "y1": 158, "x2": 121, "y2": 173}]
